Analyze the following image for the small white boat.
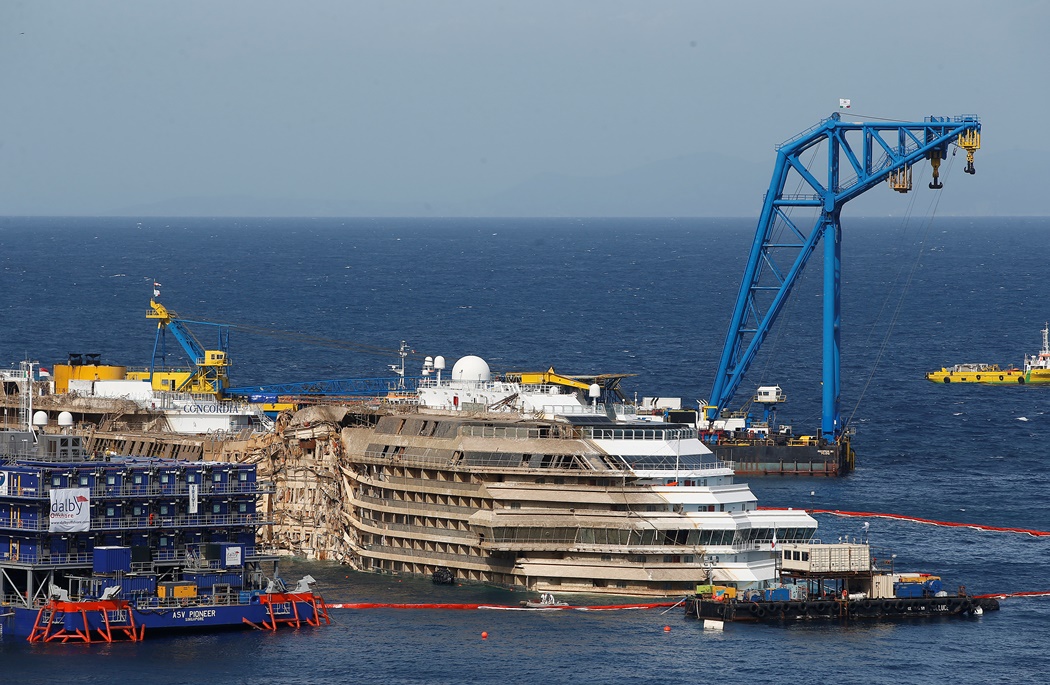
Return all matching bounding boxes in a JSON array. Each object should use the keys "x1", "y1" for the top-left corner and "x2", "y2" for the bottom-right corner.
[{"x1": 520, "y1": 593, "x2": 570, "y2": 609}]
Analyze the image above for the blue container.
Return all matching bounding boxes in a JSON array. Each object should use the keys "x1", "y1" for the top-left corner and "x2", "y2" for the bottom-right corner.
[
  {"x1": 93, "y1": 546, "x2": 132, "y2": 574},
  {"x1": 924, "y1": 579, "x2": 943, "y2": 595},
  {"x1": 894, "y1": 582, "x2": 924, "y2": 598},
  {"x1": 764, "y1": 588, "x2": 791, "y2": 602}
]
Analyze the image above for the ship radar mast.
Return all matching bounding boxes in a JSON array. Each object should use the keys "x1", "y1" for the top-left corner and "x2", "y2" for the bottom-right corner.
[{"x1": 388, "y1": 340, "x2": 411, "y2": 390}]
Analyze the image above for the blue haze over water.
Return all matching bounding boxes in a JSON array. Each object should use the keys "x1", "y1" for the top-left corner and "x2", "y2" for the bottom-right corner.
[{"x1": 1, "y1": 216, "x2": 1048, "y2": 683}]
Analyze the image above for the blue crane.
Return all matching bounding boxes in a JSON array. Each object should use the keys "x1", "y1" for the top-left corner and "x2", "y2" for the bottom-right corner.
[
  {"x1": 706, "y1": 112, "x2": 981, "y2": 439},
  {"x1": 146, "y1": 298, "x2": 232, "y2": 394}
]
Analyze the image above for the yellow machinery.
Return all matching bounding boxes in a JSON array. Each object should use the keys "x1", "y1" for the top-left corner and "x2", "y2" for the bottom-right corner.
[
  {"x1": 51, "y1": 354, "x2": 127, "y2": 393},
  {"x1": 506, "y1": 367, "x2": 593, "y2": 391},
  {"x1": 145, "y1": 299, "x2": 230, "y2": 396}
]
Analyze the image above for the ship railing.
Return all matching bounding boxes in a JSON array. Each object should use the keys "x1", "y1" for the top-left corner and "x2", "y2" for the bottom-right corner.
[
  {"x1": 0, "y1": 516, "x2": 49, "y2": 532},
  {"x1": 629, "y1": 457, "x2": 732, "y2": 471},
  {"x1": 354, "y1": 468, "x2": 486, "y2": 491},
  {"x1": 357, "y1": 543, "x2": 503, "y2": 567},
  {"x1": 459, "y1": 425, "x2": 581, "y2": 440},
  {"x1": 358, "y1": 448, "x2": 633, "y2": 474},
  {"x1": 0, "y1": 551, "x2": 95, "y2": 565},
  {"x1": 139, "y1": 545, "x2": 273, "y2": 567},
  {"x1": 501, "y1": 546, "x2": 714, "y2": 562},
  {"x1": 354, "y1": 493, "x2": 479, "y2": 518},
  {"x1": 1, "y1": 592, "x2": 35, "y2": 608},
  {"x1": 0, "y1": 485, "x2": 42, "y2": 498},
  {"x1": 90, "y1": 512, "x2": 272, "y2": 531},
  {"x1": 151, "y1": 391, "x2": 257, "y2": 411},
  {"x1": 583, "y1": 426, "x2": 699, "y2": 441},
  {"x1": 610, "y1": 404, "x2": 638, "y2": 418},
  {"x1": 358, "y1": 519, "x2": 480, "y2": 542},
  {"x1": 130, "y1": 594, "x2": 249, "y2": 611},
  {"x1": 31, "y1": 482, "x2": 277, "y2": 498},
  {"x1": 457, "y1": 419, "x2": 677, "y2": 441},
  {"x1": 547, "y1": 404, "x2": 605, "y2": 416}
]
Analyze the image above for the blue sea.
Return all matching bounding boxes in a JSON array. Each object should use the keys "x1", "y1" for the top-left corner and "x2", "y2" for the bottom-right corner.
[{"x1": 1, "y1": 215, "x2": 1048, "y2": 684}]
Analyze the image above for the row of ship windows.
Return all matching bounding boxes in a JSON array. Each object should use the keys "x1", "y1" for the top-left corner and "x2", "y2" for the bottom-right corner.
[
  {"x1": 486, "y1": 527, "x2": 816, "y2": 546},
  {"x1": 99, "y1": 503, "x2": 253, "y2": 517},
  {"x1": 358, "y1": 509, "x2": 472, "y2": 533},
  {"x1": 358, "y1": 488, "x2": 488, "y2": 510},
  {"x1": 50, "y1": 472, "x2": 251, "y2": 488},
  {"x1": 506, "y1": 502, "x2": 737, "y2": 513}
]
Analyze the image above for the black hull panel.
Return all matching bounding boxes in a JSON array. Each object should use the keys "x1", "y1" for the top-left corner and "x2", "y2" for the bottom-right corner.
[
  {"x1": 685, "y1": 596, "x2": 999, "y2": 622},
  {"x1": 711, "y1": 441, "x2": 854, "y2": 476}
]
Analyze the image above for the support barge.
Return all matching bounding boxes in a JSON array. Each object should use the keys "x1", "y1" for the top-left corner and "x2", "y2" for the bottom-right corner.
[
  {"x1": 685, "y1": 541, "x2": 998, "y2": 624},
  {"x1": 0, "y1": 367, "x2": 329, "y2": 643}
]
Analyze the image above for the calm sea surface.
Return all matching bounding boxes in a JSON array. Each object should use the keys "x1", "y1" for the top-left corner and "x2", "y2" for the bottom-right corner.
[{"x1": 1, "y1": 216, "x2": 1048, "y2": 683}]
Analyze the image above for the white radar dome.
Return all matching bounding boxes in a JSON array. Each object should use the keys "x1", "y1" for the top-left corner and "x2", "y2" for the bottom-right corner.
[
  {"x1": 434, "y1": 355, "x2": 446, "y2": 370},
  {"x1": 451, "y1": 355, "x2": 491, "y2": 382},
  {"x1": 32, "y1": 411, "x2": 49, "y2": 426},
  {"x1": 58, "y1": 411, "x2": 74, "y2": 427},
  {"x1": 589, "y1": 383, "x2": 601, "y2": 399}
]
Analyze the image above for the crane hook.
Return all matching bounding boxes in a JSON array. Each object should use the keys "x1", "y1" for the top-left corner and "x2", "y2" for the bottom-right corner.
[{"x1": 929, "y1": 156, "x2": 943, "y2": 190}]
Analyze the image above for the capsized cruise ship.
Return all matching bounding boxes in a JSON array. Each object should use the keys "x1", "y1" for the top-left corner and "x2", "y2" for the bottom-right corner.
[{"x1": 281, "y1": 353, "x2": 818, "y2": 597}]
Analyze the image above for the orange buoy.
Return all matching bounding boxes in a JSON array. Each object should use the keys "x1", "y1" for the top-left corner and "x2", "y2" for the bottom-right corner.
[
  {"x1": 664, "y1": 625, "x2": 671, "y2": 632},
  {"x1": 481, "y1": 631, "x2": 489, "y2": 640}
]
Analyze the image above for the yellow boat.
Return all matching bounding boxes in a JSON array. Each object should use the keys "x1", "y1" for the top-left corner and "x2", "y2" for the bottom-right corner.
[{"x1": 926, "y1": 323, "x2": 1050, "y2": 385}]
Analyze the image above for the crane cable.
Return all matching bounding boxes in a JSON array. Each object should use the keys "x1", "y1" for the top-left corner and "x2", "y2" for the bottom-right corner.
[
  {"x1": 843, "y1": 152, "x2": 957, "y2": 430},
  {"x1": 185, "y1": 319, "x2": 427, "y2": 361}
]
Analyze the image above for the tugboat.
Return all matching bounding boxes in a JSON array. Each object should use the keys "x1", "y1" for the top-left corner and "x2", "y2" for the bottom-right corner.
[
  {"x1": 0, "y1": 364, "x2": 330, "y2": 642},
  {"x1": 685, "y1": 541, "x2": 998, "y2": 623},
  {"x1": 926, "y1": 323, "x2": 1050, "y2": 385}
]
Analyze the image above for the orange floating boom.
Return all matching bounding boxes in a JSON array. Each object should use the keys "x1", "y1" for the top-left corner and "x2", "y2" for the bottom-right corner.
[
  {"x1": 757, "y1": 507, "x2": 1050, "y2": 537},
  {"x1": 325, "y1": 602, "x2": 676, "y2": 611}
]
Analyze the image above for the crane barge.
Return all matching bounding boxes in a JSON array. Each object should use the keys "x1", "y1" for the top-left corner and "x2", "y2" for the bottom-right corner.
[{"x1": 701, "y1": 112, "x2": 981, "y2": 474}]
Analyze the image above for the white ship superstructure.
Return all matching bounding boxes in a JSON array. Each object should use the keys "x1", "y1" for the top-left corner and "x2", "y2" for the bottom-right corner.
[
  {"x1": 337, "y1": 354, "x2": 817, "y2": 596},
  {"x1": 68, "y1": 378, "x2": 273, "y2": 435}
]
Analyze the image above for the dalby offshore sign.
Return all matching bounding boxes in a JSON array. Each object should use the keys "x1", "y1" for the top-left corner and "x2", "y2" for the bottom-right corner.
[{"x1": 50, "y1": 488, "x2": 91, "y2": 532}]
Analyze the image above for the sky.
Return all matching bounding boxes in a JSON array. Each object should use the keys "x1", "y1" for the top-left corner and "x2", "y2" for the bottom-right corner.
[{"x1": 1, "y1": 1, "x2": 1047, "y2": 217}]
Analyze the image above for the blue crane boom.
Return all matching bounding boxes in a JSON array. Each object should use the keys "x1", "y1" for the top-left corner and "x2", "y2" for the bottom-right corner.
[
  {"x1": 146, "y1": 298, "x2": 231, "y2": 394},
  {"x1": 707, "y1": 113, "x2": 981, "y2": 439}
]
